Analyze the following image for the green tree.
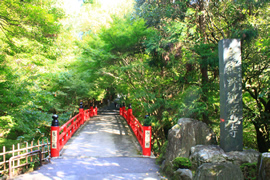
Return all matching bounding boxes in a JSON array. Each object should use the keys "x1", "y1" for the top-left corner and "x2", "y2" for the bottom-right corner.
[
  {"x1": 0, "y1": 0, "x2": 66, "y2": 142},
  {"x1": 242, "y1": 3, "x2": 270, "y2": 152}
]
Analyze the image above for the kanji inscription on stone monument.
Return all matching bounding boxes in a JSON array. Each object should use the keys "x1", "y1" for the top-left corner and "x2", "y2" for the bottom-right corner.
[{"x1": 219, "y1": 39, "x2": 243, "y2": 152}]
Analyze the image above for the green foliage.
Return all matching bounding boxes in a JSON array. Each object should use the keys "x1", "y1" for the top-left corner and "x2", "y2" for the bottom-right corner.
[
  {"x1": 243, "y1": 119, "x2": 257, "y2": 150},
  {"x1": 0, "y1": 0, "x2": 64, "y2": 46},
  {"x1": 0, "y1": 0, "x2": 269, "y2": 159},
  {"x1": 240, "y1": 162, "x2": 257, "y2": 180},
  {"x1": 72, "y1": 0, "x2": 270, "y2": 156},
  {"x1": 132, "y1": 0, "x2": 269, "y2": 153},
  {"x1": 0, "y1": 0, "x2": 80, "y2": 147},
  {"x1": 172, "y1": 157, "x2": 192, "y2": 170},
  {"x1": 241, "y1": 2, "x2": 270, "y2": 152},
  {"x1": 83, "y1": 0, "x2": 95, "y2": 4},
  {"x1": 144, "y1": 115, "x2": 151, "y2": 126},
  {"x1": 156, "y1": 141, "x2": 168, "y2": 165},
  {"x1": 162, "y1": 161, "x2": 175, "y2": 178},
  {"x1": 0, "y1": 116, "x2": 15, "y2": 137},
  {"x1": 29, "y1": 161, "x2": 41, "y2": 171},
  {"x1": 100, "y1": 16, "x2": 150, "y2": 53}
]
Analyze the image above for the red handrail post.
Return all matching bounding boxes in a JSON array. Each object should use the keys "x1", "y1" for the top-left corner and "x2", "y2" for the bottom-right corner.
[
  {"x1": 51, "y1": 114, "x2": 60, "y2": 157},
  {"x1": 119, "y1": 104, "x2": 122, "y2": 116},
  {"x1": 71, "y1": 117, "x2": 74, "y2": 135},
  {"x1": 127, "y1": 104, "x2": 132, "y2": 125},
  {"x1": 85, "y1": 109, "x2": 89, "y2": 121},
  {"x1": 134, "y1": 119, "x2": 138, "y2": 137},
  {"x1": 95, "y1": 105, "x2": 98, "y2": 116},
  {"x1": 90, "y1": 103, "x2": 94, "y2": 117},
  {"x1": 122, "y1": 103, "x2": 126, "y2": 119},
  {"x1": 142, "y1": 125, "x2": 152, "y2": 156},
  {"x1": 79, "y1": 102, "x2": 84, "y2": 126}
]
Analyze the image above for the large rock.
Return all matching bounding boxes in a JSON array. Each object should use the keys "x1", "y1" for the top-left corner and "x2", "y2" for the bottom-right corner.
[
  {"x1": 190, "y1": 145, "x2": 260, "y2": 168},
  {"x1": 189, "y1": 145, "x2": 228, "y2": 169},
  {"x1": 165, "y1": 118, "x2": 217, "y2": 163},
  {"x1": 226, "y1": 149, "x2": 260, "y2": 165},
  {"x1": 173, "y1": 169, "x2": 193, "y2": 180},
  {"x1": 194, "y1": 162, "x2": 244, "y2": 180},
  {"x1": 161, "y1": 160, "x2": 174, "y2": 178},
  {"x1": 257, "y1": 152, "x2": 270, "y2": 180}
]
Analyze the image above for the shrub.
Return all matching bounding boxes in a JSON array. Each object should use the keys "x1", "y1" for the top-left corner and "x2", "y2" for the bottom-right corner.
[
  {"x1": 156, "y1": 141, "x2": 168, "y2": 164},
  {"x1": 240, "y1": 162, "x2": 257, "y2": 180},
  {"x1": 172, "y1": 157, "x2": 192, "y2": 170},
  {"x1": 144, "y1": 115, "x2": 151, "y2": 126}
]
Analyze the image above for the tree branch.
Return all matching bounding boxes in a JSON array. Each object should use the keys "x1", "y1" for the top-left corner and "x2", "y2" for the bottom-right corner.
[
  {"x1": 102, "y1": 71, "x2": 122, "y2": 80},
  {"x1": 0, "y1": 24, "x2": 14, "y2": 44}
]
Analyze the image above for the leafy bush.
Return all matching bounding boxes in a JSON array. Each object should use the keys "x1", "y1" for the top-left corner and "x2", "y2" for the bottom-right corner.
[
  {"x1": 172, "y1": 157, "x2": 192, "y2": 170},
  {"x1": 240, "y1": 162, "x2": 257, "y2": 180},
  {"x1": 156, "y1": 141, "x2": 168, "y2": 164},
  {"x1": 144, "y1": 115, "x2": 151, "y2": 126}
]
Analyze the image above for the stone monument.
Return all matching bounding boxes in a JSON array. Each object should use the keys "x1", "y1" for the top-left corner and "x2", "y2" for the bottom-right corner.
[{"x1": 219, "y1": 39, "x2": 243, "y2": 152}]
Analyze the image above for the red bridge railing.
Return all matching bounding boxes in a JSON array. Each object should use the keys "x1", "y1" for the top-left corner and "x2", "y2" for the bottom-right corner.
[
  {"x1": 50, "y1": 104, "x2": 98, "y2": 157},
  {"x1": 120, "y1": 104, "x2": 152, "y2": 156}
]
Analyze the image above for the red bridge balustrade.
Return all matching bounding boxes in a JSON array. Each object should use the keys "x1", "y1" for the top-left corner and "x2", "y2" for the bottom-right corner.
[
  {"x1": 120, "y1": 103, "x2": 152, "y2": 157},
  {"x1": 50, "y1": 103, "x2": 98, "y2": 157}
]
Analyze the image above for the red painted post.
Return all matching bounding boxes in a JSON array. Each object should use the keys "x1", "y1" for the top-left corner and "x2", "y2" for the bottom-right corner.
[
  {"x1": 51, "y1": 114, "x2": 60, "y2": 157},
  {"x1": 119, "y1": 104, "x2": 122, "y2": 116},
  {"x1": 134, "y1": 119, "x2": 138, "y2": 137},
  {"x1": 63, "y1": 126, "x2": 67, "y2": 143},
  {"x1": 127, "y1": 104, "x2": 132, "y2": 125},
  {"x1": 85, "y1": 109, "x2": 89, "y2": 121},
  {"x1": 142, "y1": 126, "x2": 152, "y2": 156},
  {"x1": 90, "y1": 103, "x2": 94, "y2": 117},
  {"x1": 95, "y1": 105, "x2": 98, "y2": 116},
  {"x1": 122, "y1": 103, "x2": 126, "y2": 119},
  {"x1": 79, "y1": 102, "x2": 84, "y2": 126},
  {"x1": 71, "y1": 117, "x2": 74, "y2": 135}
]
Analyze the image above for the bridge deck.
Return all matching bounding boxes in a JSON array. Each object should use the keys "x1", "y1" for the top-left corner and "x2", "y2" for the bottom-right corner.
[{"x1": 15, "y1": 111, "x2": 161, "y2": 180}]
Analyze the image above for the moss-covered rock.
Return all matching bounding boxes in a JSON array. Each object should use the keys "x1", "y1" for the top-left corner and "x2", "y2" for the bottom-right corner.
[
  {"x1": 189, "y1": 145, "x2": 227, "y2": 169},
  {"x1": 161, "y1": 160, "x2": 174, "y2": 178},
  {"x1": 173, "y1": 169, "x2": 193, "y2": 180},
  {"x1": 257, "y1": 152, "x2": 270, "y2": 180},
  {"x1": 172, "y1": 157, "x2": 192, "y2": 170},
  {"x1": 194, "y1": 162, "x2": 244, "y2": 180}
]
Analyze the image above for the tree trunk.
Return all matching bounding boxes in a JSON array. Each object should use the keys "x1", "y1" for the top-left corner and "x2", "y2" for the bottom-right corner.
[
  {"x1": 254, "y1": 123, "x2": 270, "y2": 153},
  {"x1": 200, "y1": 63, "x2": 211, "y2": 124},
  {"x1": 197, "y1": 0, "x2": 211, "y2": 124}
]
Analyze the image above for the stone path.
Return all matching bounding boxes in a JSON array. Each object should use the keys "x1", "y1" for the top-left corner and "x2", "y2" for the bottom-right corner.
[{"x1": 15, "y1": 111, "x2": 161, "y2": 180}]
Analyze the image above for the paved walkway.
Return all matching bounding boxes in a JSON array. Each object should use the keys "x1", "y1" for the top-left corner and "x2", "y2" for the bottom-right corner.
[{"x1": 15, "y1": 111, "x2": 161, "y2": 180}]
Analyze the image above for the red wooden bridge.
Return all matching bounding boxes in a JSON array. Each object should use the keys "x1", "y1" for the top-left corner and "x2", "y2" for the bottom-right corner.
[
  {"x1": 10, "y1": 103, "x2": 160, "y2": 179},
  {"x1": 51, "y1": 103, "x2": 151, "y2": 158}
]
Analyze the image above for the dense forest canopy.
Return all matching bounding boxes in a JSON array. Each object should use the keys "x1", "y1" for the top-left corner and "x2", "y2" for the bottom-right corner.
[{"x1": 0, "y1": 0, "x2": 269, "y2": 155}]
